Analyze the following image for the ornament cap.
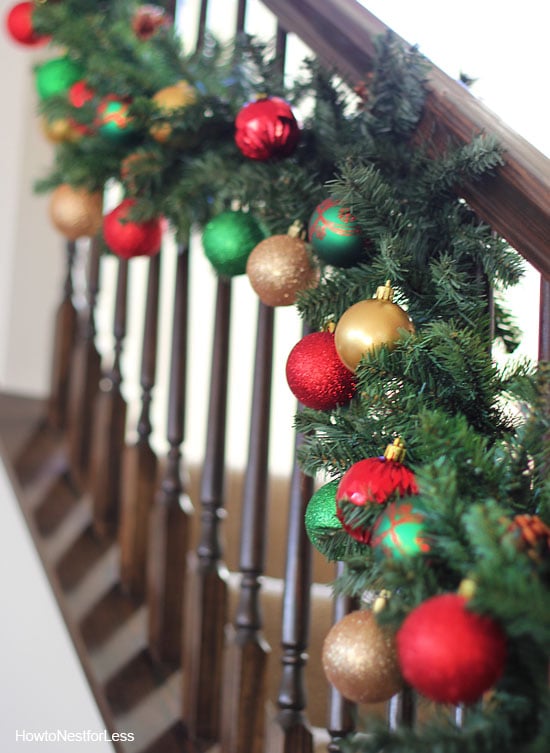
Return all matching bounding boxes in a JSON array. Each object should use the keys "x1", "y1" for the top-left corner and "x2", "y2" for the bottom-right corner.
[
  {"x1": 373, "y1": 589, "x2": 391, "y2": 614},
  {"x1": 287, "y1": 220, "x2": 306, "y2": 239},
  {"x1": 376, "y1": 280, "x2": 394, "y2": 302},
  {"x1": 384, "y1": 437, "x2": 406, "y2": 463},
  {"x1": 458, "y1": 578, "x2": 477, "y2": 600}
]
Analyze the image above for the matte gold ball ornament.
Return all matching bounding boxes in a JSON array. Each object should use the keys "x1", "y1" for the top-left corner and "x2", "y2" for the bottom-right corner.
[
  {"x1": 246, "y1": 221, "x2": 319, "y2": 306},
  {"x1": 48, "y1": 184, "x2": 104, "y2": 240},
  {"x1": 334, "y1": 280, "x2": 415, "y2": 371},
  {"x1": 41, "y1": 116, "x2": 82, "y2": 144},
  {"x1": 322, "y1": 609, "x2": 403, "y2": 704}
]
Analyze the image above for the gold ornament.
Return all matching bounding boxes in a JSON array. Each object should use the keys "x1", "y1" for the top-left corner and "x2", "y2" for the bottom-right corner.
[
  {"x1": 334, "y1": 280, "x2": 414, "y2": 371},
  {"x1": 48, "y1": 184, "x2": 104, "y2": 241},
  {"x1": 150, "y1": 80, "x2": 197, "y2": 143},
  {"x1": 322, "y1": 610, "x2": 403, "y2": 704},
  {"x1": 41, "y1": 116, "x2": 81, "y2": 144},
  {"x1": 246, "y1": 221, "x2": 319, "y2": 306}
]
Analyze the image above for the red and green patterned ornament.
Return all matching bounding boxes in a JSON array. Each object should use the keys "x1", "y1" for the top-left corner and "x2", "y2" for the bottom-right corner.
[
  {"x1": 35, "y1": 56, "x2": 84, "y2": 100},
  {"x1": 235, "y1": 95, "x2": 300, "y2": 161},
  {"x1": 308, "y1": 198, "x2": 365, "y2": 267},
  {"x1": 370, "y1": 500, "x2": 430, "y2": 559},
  {"x1": 96, "y1": 97, "x2": 135, "y2": 141},
  {"x1": 336, "y1": 438, "x2": 418, "y2": 544}
]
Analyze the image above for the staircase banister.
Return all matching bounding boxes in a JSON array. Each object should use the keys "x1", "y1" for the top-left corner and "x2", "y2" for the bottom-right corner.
[{"x1": 262, "y1": 0, "x2": 550, "y2": 279}]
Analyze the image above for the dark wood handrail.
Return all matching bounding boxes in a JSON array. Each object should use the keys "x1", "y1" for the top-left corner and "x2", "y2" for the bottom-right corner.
[{"x1": 262, "y1": 0, "x2": 550, "y2": 280}]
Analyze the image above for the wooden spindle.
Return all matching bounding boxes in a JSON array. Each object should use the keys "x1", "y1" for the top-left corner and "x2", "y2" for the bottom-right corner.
[
  {"x1": 268, "y1": 422, "x2": 315, "y2": 753},
  {"x1": 147, "y1": 241, "x2": 193, "y2": 666},
  {"x1": 183, "y1": 277, "x2": 232, "y2": 744},
  {"x1": 48, "y1": 240, "x2": 78, "y2": 430},
  {"x1": 387, "y1": 686, "x2": 416, "y2": 729},
  {"x1": 66, "y1": 236, "x2": 102, "y2": 485},
  {"x1": 89, "y1": 257, "x2": 128, "y2": 538},
  {"x1": 220, "y1": 301, "x2": 274, "y2": 753},
  {"x1": 119, "y1": 253, "x2": 161, "y2": 599},
  {"x1": 539, "y1": 277, "x2": 550, "y2": 362}
]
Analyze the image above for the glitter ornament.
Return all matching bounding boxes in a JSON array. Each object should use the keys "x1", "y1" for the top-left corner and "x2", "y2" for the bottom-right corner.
[
  {"x1": 49, "y1": 184, "x2": 103, "y2": 241},
  {"x1": 308, "y1": 198, "x2": 365, "y2": 267},
  {"x1": 322, "y1": 610, "x2": 403, "y2": 704},
  {"x1": 202, "y1": 210, "x2": 265, "y2": 277},
  {"x1": 149, "y1": 80, "x2": 197, "y2": 143},
  {"x1": 508, "y1": 514, "x2": 550, "y2": 563},
  {"x1": 246, "y1": 221, "x2": 319, "y2": 306},
  {"x1": 305, "y1": 480, "x2": 343, "y2": 557},
  {"x1": 370, "y1": 500, "x2": 430, "y2": 560},
  {"x1": 67, "y1": 80, "x2": 95, "y2": 135},
  {"x1": 5, "y1": 2, "x2": 49, "y2": 47},
  {"x1": 41, "y1": 117, "x2": 82, "y2": 144},
  {"x1": 103, "y1": 198, "x2": 162, "y2": 259},
  {"x1": 97, "y1": 97, "x2": 135, "y2": 141},
  {"x1": 35, "y1": 56, "x2": 84, "y2": 100},
  {"x1": 334, "y1": 280, "x2": 415, "y2": 372},
  {"x1": 336, "y1": 439, "x2": 418, "y2": 544},
  {"x1": 235, "y1": 96, "x2": 300, "y2": 161},
  {"x1": 397, "y1": 594, "x2": 507, "y2": 704},
  {"x1": 132, "y1": 4, "x2": 171, "y2": 41},
  {"x1": 286, "y1": 331, "x2": 356, "y2": 411}
]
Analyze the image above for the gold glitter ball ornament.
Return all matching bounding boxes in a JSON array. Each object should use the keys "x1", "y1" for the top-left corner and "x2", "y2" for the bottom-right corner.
[
  {"x1": 334, "y1": 281, "x2": 415, "y2": 372},
  {"x1": 322, "y1": 609, "x2": 403, "y2": 704},
  {"x1": 41, "y1": 116, "x2": 82, "y2": 144},
  {"x1": 150, "y1": 80, "x2": 197, "y2": 143},
  {"x1": 48, "y1": 184, "x2": 103, "y2": 241},
  {"x1": 246, "y1": 222, "x2": 319, "y2": 307}
]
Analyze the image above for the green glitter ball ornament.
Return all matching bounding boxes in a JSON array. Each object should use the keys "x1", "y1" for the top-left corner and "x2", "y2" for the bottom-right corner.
[
  {"x1": 202, "y1": 210, "x2": 266, "y2": 277},
  {"x1": 35, "y1": 56, "x2": 84, "y2": 101},
  {"x1": 305, "y1": 480, "x2": 367, "y2": 561},
  {"x1": 308, "y1": 197, "x2": 365, "y2": 267},
  {"x1": 370, "y1": 500, "x2": 430, "y2": 560}
]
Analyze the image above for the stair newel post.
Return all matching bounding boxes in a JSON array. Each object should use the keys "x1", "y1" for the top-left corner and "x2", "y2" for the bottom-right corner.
[
  {"x1": 119, "y1": 252, "x2": 161, "y2": 599},
  {"x1": 182, "y1": 276, "x2": 232, "y2": 745},
  {"x1": 48, "y1": 240, "x2": 78, "y2": 430},
  {"x1": 268, "y1": 400, "x2": 315, "y2": 753},
  {"x1": 220, "y1": 301, "x2": 274, "y2": 753},
  {"x1": 147, "y1": 239, "x2": 193, "y2": 667},
  {"x1": 88, "y1": 256, "x2": 128, "y2": 538},
  {"x1": 66, "y1": 236, "x2": 102, "y2": 485},
  {"x1": 327, "y1": 565, "x2": 356, "y2": 752}
]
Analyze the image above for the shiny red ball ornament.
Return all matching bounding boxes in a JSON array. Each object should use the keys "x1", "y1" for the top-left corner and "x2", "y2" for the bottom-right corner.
[
  {"x1": 336, "y1": 439, "x2": 418, "y2": 543},
  {"x1": 132, "y1": 4, "x2": 171, "y2": 41},
  {"x1": 397, "y1": 594, "x2": 507, "y2": 705},
  {"x1": 103, "y1": 199, "x2": 162, "y2": 259},
  {"x1": 286, "y1": 331, "x2": 356, "y2": 411},
  {"x1": 5, "y1": 2, "x2": 49, "y2": 47},
  {"x1": 68, "y1": 80, "x2": 95, "y2": 136},
  {"x1": 235, "y1": 96, "x2": 300, "y2": 161}
]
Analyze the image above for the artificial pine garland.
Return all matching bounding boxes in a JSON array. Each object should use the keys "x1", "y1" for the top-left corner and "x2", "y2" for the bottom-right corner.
[{"x1": 7, "y1": 0, "x2": 549, "y2": 750}]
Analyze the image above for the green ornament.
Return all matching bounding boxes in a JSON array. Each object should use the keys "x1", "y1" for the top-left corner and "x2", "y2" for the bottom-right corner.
[
  {"x1": 305, "y1": 480, "x2": 367, "y2": 561},
  {"x1": 202, "y1": 210, "x2": 266, "y2": 277},
  {"x1": 35, "y1": 57, "x2": 84, "y2": 101},
  {"x1": 97, "y1": 99, "x2": 136, "y2": 142},
  {"x1": 370, "y1": 500, "x2": 430, "y2": 560},
  {"x1": 308, "y1": 197, "x2": 365, "y2": 267}
]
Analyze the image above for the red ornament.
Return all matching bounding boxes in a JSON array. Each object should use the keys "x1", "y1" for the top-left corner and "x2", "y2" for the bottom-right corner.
[
  {"x1": 5, "y1": 2, "x2": 49, "y2": 47},
  {"x1": 235, "y1": 96, "x2": 300, "y2": 161},
  {"x1": 68, "y1": 80, "x2": 96, "y2": 136},
  {"x1": 286, "y1": 331, "x2": 356, "y2": 411},
  {"x1": 132, "y1": 4, "x2": 171, "y2": 41},
  {"x1": 103, "y1": 199, "x2": 163, "y2": 259},
  {"x1": 336, "y1": 439, "x2": 418, "y2": 543},
  {"x1": 397, "y1": 594, "x2": 507, "y2": 705}
]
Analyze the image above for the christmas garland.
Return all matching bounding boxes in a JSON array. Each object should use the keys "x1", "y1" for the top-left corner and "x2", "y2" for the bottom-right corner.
[{"x1": 5, "y1": 1, "x2": 549, "y2": 751}]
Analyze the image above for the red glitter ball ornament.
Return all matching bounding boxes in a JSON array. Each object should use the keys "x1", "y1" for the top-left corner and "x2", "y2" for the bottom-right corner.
[
  {"x1": 68, "y1": 80, "x2": 96, "y2": 136},
  {"x1": 132, "y1": 4, "x2": 171, "y2": 41},
  {"x1": 336, "y1": 439, "x2": 418, "y2": 543},
  {"x1": 286, "y1": 331, "x2": 356, "y2": 411},
  {"x1": 397, "y1": 594, "x2": 507, "y2": 705},
  {"x1": 235, "y1": 96, "x2": 300, "y2": 161},
  {"x1": 103, "y1": 199, "x2": 163, "y2": 259},
  {"x1": 5, "y1": 2, "x2": 49, "y2": 47}
]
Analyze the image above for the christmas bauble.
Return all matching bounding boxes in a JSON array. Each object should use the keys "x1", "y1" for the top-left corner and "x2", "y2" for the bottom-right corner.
[
  {"x1": 68, "y1": 80, "x2": 95, "y2": 108},
  {"x1": 132, "y1": 4, "x2": 171, "y2": 41},
  {"x1": 334, "y1": 281, "x2": 414, "y2": 372},
  {"x1": 35, "y1": 56, "x2": 83, "y2": 100},
  {"x1": 397, "y1": 594, "x2": 507, "y2": 705},
  {"x1": 308, "y1": 198, "x2": 365, "y2": 267},
  {"x1": 370, "y1": 500, "x2": 430, "y2": 560},
  {"x1": 508, "y1": 514, "x2": 550, "y2": 563},
  {"x1": 103, "y1": 198, "x2": 162, "y2": 259},
  {"x1": 336, "y1": 439, "x2": 418, "y2": 544},
  {"x1": 235, "y1": 96, "x2": 300, "y2": 161},
  {"x1": 5, "y1": 2, "x2": 49, "y2": 47},
  {"x1": 41, "y1": 116, "x2": 82, "y2": 144},
  {"x1": 202, "y1": 210, "x2": 265, "y2": 277},
  {"x1": 322, "y1": 610, "x2": 403, "y2": 704},
  {"x1": 96, "y1": 97, "x2": 135, "y2": 141},
  {"x1": 305, "y1": 480, "x2": 342, "y2": 555},
  {"x1": 246, "y1": 223, "x2": 319, "y2": 306},
  {"x1": 48, "y1": 184, "x2": 103, "y2": 241},
  {"x1": 286, "y1": 331, "x2": 356, "y2": 411},
  {"x1": 150, "y1": 80, "x2": 197, "y2": 143}
]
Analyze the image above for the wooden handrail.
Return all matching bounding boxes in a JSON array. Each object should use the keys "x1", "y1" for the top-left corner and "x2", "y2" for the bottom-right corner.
[{"x1": 262, "y1": 0, "x2": 550, "y2": 279}]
